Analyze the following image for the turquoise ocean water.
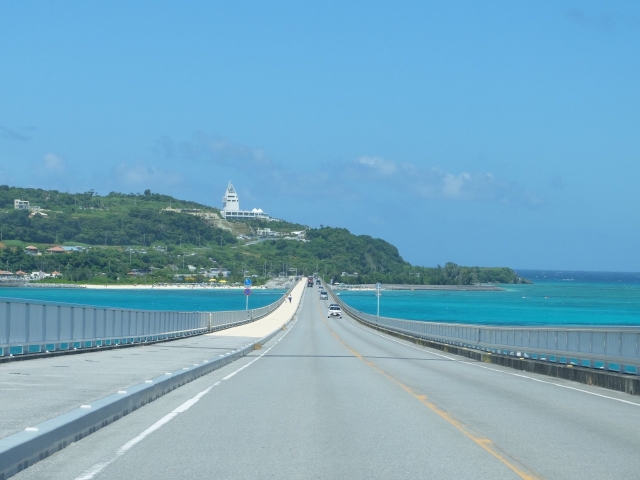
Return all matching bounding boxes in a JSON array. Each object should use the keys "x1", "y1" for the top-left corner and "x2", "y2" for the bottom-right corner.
[
  {"x1": 1, "y1": 270, "x2": 638, "y2": 326},
  {"x1": 338, "y1": 270, "x2": 640, "y2": 327},
  {"x1": 0, "y1": 287, "x2": 285, "y2": 312}
]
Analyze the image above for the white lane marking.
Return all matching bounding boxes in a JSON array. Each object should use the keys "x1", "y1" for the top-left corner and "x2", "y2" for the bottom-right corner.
[
  {"x1": 344, "y1": 315, "x2": 457, "y2": 361},
  {"x1": 74, "y1": 315, "x2": 298, "y2": 480},
  {"x1": 343, "y1": 312, "x2": 640, "y2": 408},
  {"x1": 458, "y1": 360, "x2": 640, "y2": 407}
]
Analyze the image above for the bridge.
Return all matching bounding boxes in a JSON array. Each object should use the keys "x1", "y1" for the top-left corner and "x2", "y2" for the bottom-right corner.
[{"x1": 3, "y1": 280, "x2": 640, "y2": 479}]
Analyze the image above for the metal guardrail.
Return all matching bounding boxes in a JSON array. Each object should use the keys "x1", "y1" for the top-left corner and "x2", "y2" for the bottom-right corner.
[
  {"x1": 0, "y1": 287, "x2": 292, "y2": 357},
  {"x1": 328, "y1": 286, "x2": 640, "y2": 375}
]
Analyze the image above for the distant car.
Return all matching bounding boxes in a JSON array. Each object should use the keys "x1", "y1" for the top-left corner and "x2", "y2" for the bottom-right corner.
[
  {"x1": 327, "y1": 305, "x2": 342, "y2": 318},
  {"x1": 316, "y1": 280, "x2": 321, "y2": 285},
  {"x1": 319, "y1": 290, "x2": 328, "y2": 300}
]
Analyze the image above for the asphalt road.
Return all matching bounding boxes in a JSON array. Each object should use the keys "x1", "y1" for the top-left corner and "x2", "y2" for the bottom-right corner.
[
  {"x1": 0, "y1": 282, "x2": 303, "y2": 441},
  {"x1": 13, "y1": 286, "x2": 640, "y2": 479},
  {"x1": 0, "y1": 331, "x2": 260, "y2": 439}
]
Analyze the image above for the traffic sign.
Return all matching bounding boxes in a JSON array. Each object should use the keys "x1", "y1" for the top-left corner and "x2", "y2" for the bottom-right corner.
[
  {"x1": 244, "y1": 288, "x2": 252, "y2": 296},
  {"x1": 244, "y1": 278, "x2": 252, "y2": 286}
]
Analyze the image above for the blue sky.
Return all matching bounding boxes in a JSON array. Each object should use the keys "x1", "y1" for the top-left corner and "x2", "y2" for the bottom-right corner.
[{"x1": 1, "y1": 1, "x2": 639, "y2": 271}]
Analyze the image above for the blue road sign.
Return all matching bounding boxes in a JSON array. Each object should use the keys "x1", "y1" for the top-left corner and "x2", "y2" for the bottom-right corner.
[
  {"x1": 244, "y1": 288, "x2": 252, "y2": 296},
  {"x1": 244, "y1": 278, "x2": 252, "y2": 286}
]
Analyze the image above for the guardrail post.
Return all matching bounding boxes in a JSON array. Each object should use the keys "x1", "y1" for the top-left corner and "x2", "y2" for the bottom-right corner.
[{"x1": 25, "y1": 303, "x2": 30, "y2": 343}]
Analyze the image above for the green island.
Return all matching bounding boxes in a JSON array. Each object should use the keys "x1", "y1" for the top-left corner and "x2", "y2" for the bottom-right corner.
[{"x1": 0, "y1": 185, "x2": 530, "y2": 286}]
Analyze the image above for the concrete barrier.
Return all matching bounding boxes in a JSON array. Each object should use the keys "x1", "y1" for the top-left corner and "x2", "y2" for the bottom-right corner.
[
  {"x1": 0, "y1": 287, "x2": 291, "y2": 360},
  {"x1": 327, "y1": 285, "x2": 640, "y2": 395},
  {"x1": 0, "y1": 296, "x2": 301, "y2": 480}
]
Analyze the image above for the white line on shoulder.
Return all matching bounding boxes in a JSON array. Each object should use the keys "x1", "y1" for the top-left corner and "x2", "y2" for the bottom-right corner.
[{"x1": 344, "y1": 313, "x2": 640, "y2": 408}]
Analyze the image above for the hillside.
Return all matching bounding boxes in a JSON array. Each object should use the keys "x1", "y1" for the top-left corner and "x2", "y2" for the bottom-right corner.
[{"x1": 0, "y1": 185, "x2": 527, "y2": 285}]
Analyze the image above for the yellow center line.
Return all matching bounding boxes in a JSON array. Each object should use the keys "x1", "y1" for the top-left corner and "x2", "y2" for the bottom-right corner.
[{"x1": 316, "y1": 300, "x2": 544, "y2": 480}]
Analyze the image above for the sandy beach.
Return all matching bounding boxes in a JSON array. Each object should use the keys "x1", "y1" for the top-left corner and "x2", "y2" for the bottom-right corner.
[
  {"x1": 81, "y1": 284, "x2": 271, "y2": 290},
  {"x1": 21, "y1": 283, "x2": 277, "y2": 290}
]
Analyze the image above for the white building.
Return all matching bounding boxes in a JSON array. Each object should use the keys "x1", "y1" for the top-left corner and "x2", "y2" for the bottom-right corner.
[
  {"x1": 221, "y1": 182, "x2": 270, "y2": 220},
  {"x1": 14, "y1": 199, "x2": 29, "y2": 210},
  {"x1": 14, "y1": 199, "x2": 42, "y2": 211}
]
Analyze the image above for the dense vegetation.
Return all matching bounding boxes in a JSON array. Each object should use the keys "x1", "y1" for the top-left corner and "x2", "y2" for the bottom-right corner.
[
  {"x1": 0, "y1": 209, "x2": 236, "y2": 246},
  {"x1": 0, "y1": 185, "x2": 528, "y2": 285},
  {"x1": 0, "y1": 186, "x2": 210, "y2": 213},
  {"x1": 241, "y1": 228, "x2": 525, "y2": 285}
]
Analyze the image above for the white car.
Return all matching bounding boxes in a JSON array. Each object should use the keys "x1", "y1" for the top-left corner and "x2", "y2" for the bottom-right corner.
[
  {"x1": 327, "y1": 305, "x2": 342, "y2": 318},
  {"x1": 319, "y1": 291, "x2": 328, "y2": 300}
]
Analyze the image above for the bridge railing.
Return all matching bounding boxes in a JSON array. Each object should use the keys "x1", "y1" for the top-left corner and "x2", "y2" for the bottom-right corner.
[
  {"x1": 0, "y1": 287, "x2": 291, "y2": 357},
  {"x1": 328, "y1": 287, "x2": 640, "y2": 375}
]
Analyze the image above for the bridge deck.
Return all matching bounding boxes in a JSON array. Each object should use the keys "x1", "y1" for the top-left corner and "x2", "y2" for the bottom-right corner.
[
  {"x1": 0, "y1": 282, "x2": 303, "y2": 440},
  {"x1": 10, "y1": 282, "x2": 640, "y2": 479}
]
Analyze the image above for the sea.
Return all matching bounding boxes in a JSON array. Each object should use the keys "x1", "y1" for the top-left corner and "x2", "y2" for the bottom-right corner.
[
  {"x1": 1, "y1": 271, "x2": 639, "y2": 326},
  {"x1": 0, "y1": 287, "x2": 286, "y2": 312},
  {"x1": 337, "y1": 270, "x2": 640, "y2": 327}
]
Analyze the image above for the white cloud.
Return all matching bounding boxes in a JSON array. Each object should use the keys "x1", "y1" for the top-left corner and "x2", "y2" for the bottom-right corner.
[
  {"x1": 442, "y1": 172, "x2": 471, "y2": 197},
  {"x1": 43, "y1": 153, "x2": 65, "y2": 173},
  {"x1": 177, "y1": 133, "x2": 271, "y2": 167},
  {"x1": 357, "y1": 156, "x2": 397, "y2": 175},
  {"x1": 350, "y1": 155, "x2": 541, "y2": 206},
  {"x1": 410, "y1": 168, "x2": 541, "y2": 205},
  {"x1": 114, "y1": 161, "x2": 184, "y2": 188}
]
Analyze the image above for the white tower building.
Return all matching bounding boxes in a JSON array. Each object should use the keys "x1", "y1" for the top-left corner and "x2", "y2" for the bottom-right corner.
[
  {"x1": 221, "y1": 181, "x2": 271, "y2": 220},
  {"x1": 222, "y1": 182, "x2": 240, "y2": 213}
]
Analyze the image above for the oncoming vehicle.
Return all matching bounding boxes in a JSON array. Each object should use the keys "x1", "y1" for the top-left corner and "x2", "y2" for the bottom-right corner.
[
  {"x1": 307, "y1": 277, "x2": 314, "y2": 287},
  {"x1": 319, "y1": 290, "x2": 328, "y2": 300},
  {"x1": 327, "y1": 305, "x2": 342, "y2": 318}
]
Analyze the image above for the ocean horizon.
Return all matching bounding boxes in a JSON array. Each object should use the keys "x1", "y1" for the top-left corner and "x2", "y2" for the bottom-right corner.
[
  {"x1": 0, "y1": 270, "x2": 638, "y2": 327},
  {"x1": 0, "y1": 287, "x2": 286, "y2": 312},
  {"x1": 337, "y1": 270, "x2": 640, "y2": 327}
]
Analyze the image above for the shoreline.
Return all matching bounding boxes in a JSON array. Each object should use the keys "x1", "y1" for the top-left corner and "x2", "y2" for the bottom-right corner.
[
  {"x1": 16, "y1": 283, "x2": 273, "y2": 291},
  {"x1": 333, "y1": 284, "x2": 505, "y2": 292}
]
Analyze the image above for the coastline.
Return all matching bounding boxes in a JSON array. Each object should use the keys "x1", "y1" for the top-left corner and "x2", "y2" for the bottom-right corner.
[
  {"x1": 21, "y1": 283, "x2": 271, "y2": 291},
  {"x1": 333, "y1": 284, "x2": 504, "y2": 292}
]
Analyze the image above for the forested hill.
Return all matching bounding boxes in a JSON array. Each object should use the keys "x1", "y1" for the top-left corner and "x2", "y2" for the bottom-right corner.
[
  {"x1": 246, "y1": 228, "x2": 525, "y2": 285},
  {"x1": 0, "y1": 186, "x2": 209, "y2": 213},
  {"x1": 0, "y1": 186, "x2": 236, "y2": 246},
  {"x1": 0, "y1": 185, "x2": 526, "y2": 285}
]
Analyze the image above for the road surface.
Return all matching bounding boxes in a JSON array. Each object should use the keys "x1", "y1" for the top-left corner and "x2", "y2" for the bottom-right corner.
[{"x1": 12, "y1": 284, "x2": 640, "y2": 479}]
